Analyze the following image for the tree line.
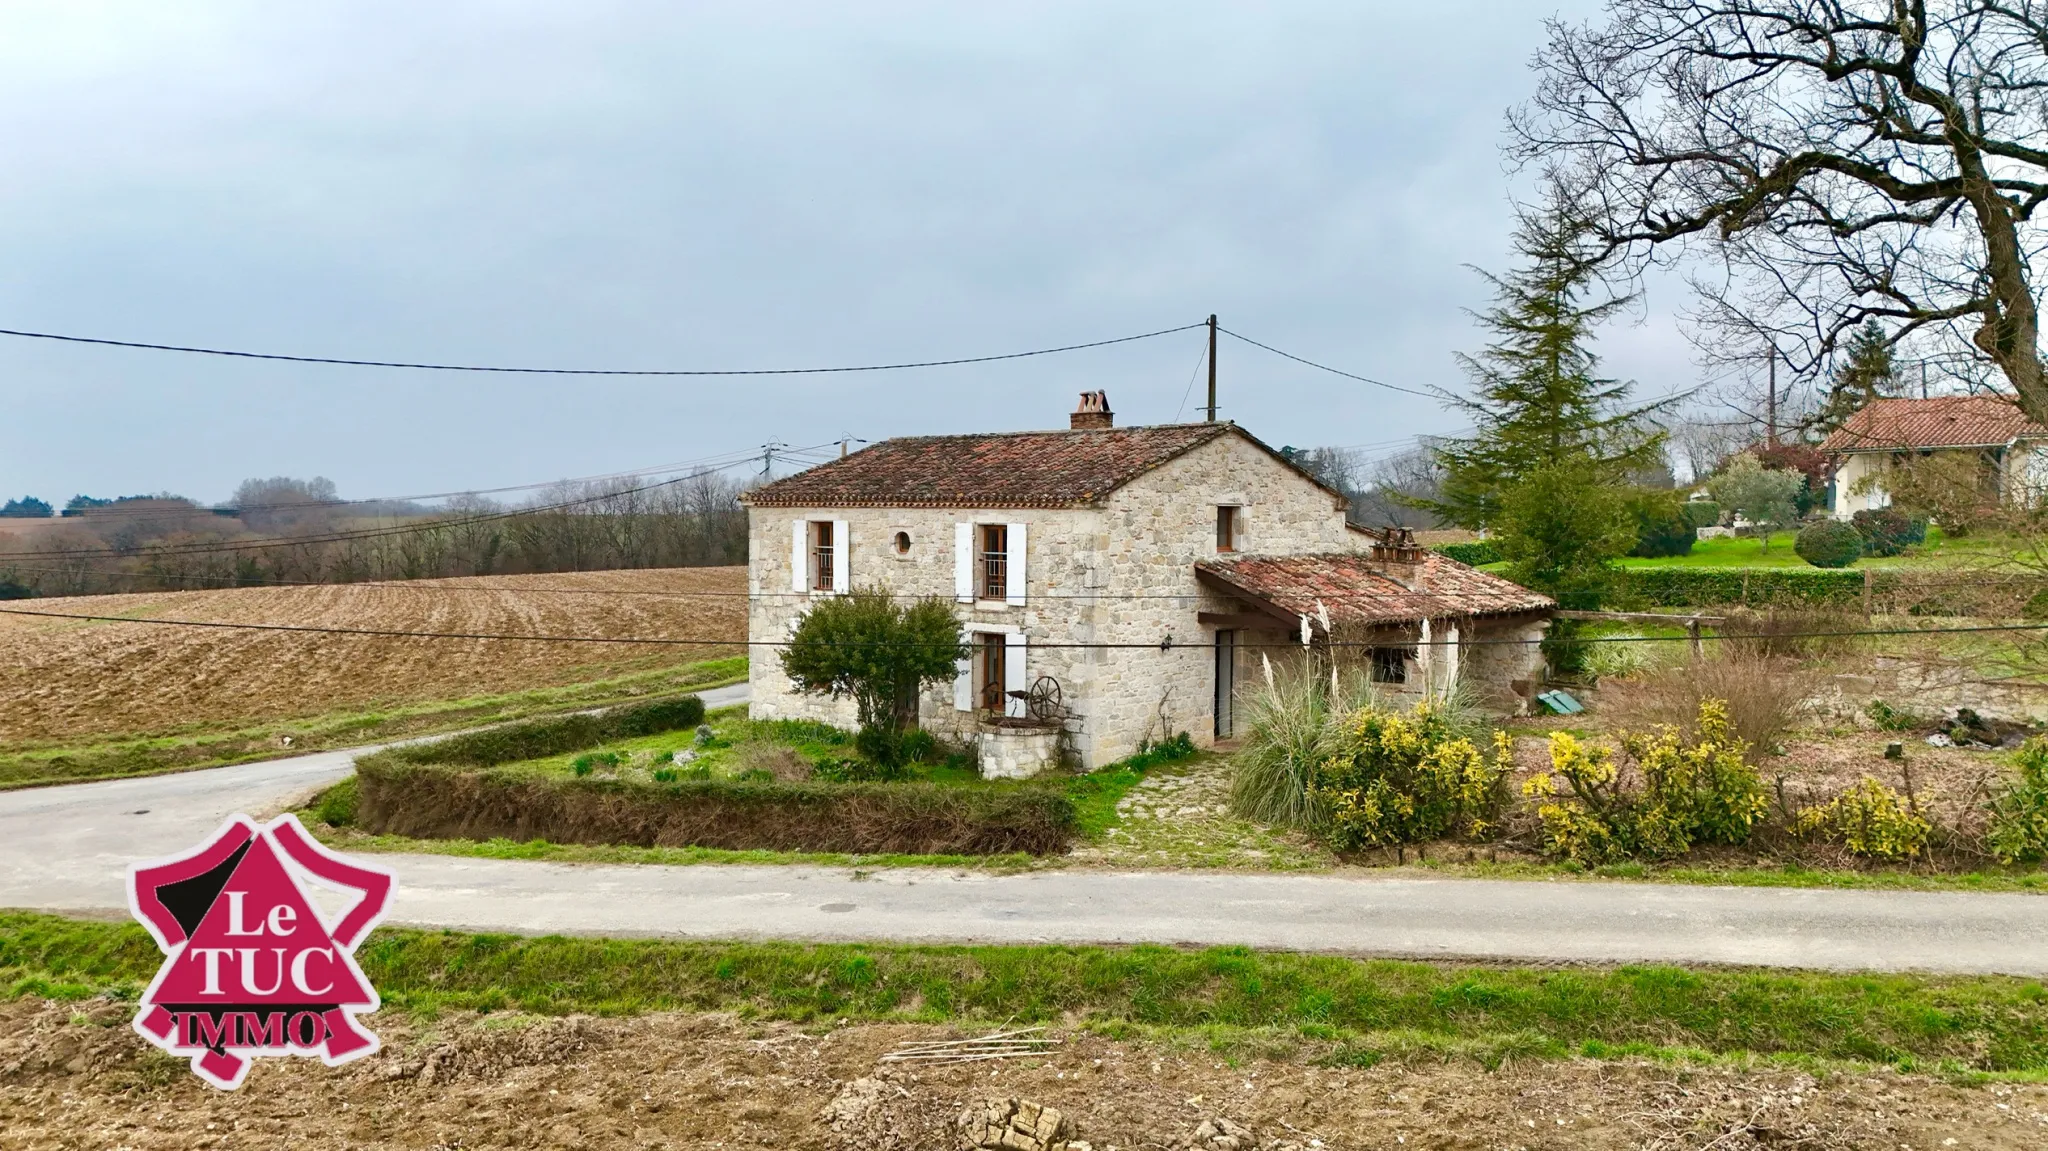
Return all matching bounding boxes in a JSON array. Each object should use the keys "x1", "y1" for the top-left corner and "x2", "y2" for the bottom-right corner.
[{"x1": 0, "y1": 471, "x2": 750, "y2": 598}]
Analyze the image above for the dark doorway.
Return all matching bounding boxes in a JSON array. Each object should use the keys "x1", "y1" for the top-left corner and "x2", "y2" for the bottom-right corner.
[{"x1": 1214, "y1": 629, "x2": 1237, "y2": 738}]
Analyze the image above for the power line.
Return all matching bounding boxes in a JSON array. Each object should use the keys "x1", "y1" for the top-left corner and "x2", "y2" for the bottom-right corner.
[
  {"x1": 0, "y1": 321, "x2": 1205, "y2": 376},
  {"x1": 1217, "y1": 328, "x2": 1437, "y2": 399},
  {"x1": 4, "y1": 602, "x2": 2045, "y2": 649}
]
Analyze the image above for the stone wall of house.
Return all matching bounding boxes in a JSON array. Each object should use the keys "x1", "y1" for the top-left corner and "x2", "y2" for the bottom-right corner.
[{"x1": 745, "y1": 429, "x2": 1364, "y2": 768}]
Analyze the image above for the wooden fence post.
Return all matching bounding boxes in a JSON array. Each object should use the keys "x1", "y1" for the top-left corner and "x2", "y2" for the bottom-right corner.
[
  {"x1": 1686, "y1": 616, "x2": 1703, "y2": 662},
  {"x1": 1862, "y1": 567, "x2": 1874, "y2": 619}
]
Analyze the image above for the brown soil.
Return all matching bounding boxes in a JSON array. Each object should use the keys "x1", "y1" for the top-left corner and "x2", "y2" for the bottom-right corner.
[
  {"x1": 3, "y1": 999, "x2": 2043, "y2": 1150},
  {"x1": 0, "y1": 568, "x2": 745, "y2": 744}
]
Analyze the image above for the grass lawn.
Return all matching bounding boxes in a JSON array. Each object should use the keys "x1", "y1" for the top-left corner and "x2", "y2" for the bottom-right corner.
[
  {"x1": 0, "y1": 656, "x2": 750, "y2": 790},
  {"x1": 1612, "y1": 525, "x2": 2013, "y2": 570},
  {"x1": 6, "y1": 909, "x2": 2046, "y2": 1073}
]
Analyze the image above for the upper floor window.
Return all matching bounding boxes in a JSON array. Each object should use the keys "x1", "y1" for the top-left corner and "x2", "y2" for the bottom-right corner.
[
  {"x1": 979, "y1": 523, "x2": 1008, "y2": 600},
  {"x1": 811, "y1": 521, "x2": 836, "y2": 591},
  {"x1": 793, "y1": 518, "x2": 847, "y2": 595},
  {"x1": 1216, "y1": 505, "x2": 1241, "y2": 553}
]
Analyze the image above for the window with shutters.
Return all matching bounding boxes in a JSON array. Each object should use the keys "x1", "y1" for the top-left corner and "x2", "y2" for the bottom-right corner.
[
  {"x1": 978, "y1": 524, "x2": 1008, "y2": 600},
  {"x1": 809, "y1": 521, "x2": 836, "y2": 592}
]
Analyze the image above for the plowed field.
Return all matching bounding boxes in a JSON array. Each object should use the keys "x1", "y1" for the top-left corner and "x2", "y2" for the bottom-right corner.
[
  {"x1": 0, "y1": 567, "x2": 746, "y2": 745},
  {"x1": 1, "y1": 1000, "x2": 2035, "y2": 1150}
]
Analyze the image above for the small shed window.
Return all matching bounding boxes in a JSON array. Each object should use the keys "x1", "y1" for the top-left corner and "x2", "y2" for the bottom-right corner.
[
  {"x1": 1371, "y1": 645, "x2": 1410, "y2": 684},
  {"x1": 1216, "y1": 506, "x2": 1240, "y2": 553}
]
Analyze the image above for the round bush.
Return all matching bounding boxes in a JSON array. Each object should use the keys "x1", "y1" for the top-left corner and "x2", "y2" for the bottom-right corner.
[{"x1": 1794, "y1": 519, "x2": 1863, "y2": 568}]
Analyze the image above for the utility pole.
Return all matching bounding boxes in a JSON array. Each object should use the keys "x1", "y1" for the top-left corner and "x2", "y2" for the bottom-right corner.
[
  {"x1": 1920, "y1": 360, "x2": 1929, "y2": 400},
  {"x1": 761, "y1": 442, "x2": 786, "y2": 476},
  {"x1": 1765, "y1": 349, "x2": 1778, "y2": 445},
  {"x1": 1202, "y1": 314, "x2": 1219, "y2": 422}
]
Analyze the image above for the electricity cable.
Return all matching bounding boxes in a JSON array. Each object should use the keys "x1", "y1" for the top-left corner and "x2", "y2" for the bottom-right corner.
[{"x1": 0, "y1": 322, "x2": 1205, "y2": 375}]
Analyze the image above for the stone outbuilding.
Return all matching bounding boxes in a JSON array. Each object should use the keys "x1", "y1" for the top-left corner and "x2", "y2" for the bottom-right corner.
[{"x1": 739, "y1": 395, "x2": 1552, "y2": 775}]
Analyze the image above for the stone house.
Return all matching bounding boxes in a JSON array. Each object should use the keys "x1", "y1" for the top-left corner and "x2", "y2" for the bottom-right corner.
[
  {"x1": 1822, "y1": 395, "x2": 2048, "y2": 519},
  {"x1": 739, "y1": 394, "x2": 1553, "y2": 775}
]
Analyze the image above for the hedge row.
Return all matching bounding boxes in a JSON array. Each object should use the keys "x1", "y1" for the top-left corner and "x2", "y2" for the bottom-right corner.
[
  {"x1": 1433, "y1": 541, "x2": 1502, "y2": 567},
  {"x1": 352, "y1": 762, "x2": 1076, "y2": 856},
  {"x1": 377, "y1": 696, "x2": 707, "y2": 768},
  {"x1": 1613, "y1": 568, "x2": 1871, "y2": 609}
]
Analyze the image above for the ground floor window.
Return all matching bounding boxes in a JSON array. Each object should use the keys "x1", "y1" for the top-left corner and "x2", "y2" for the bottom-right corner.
[
  {"x1": 977, "y1": 632, "x2": 1008, "y2": 712},
  {"x1": 1371, "y1": 645, "x2": 1410, "y2": 684}
]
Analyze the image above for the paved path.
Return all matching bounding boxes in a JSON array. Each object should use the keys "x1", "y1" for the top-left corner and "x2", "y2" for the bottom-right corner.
[{"x1": 6, "y1": 678, "x2": 2047, "y2": 975}]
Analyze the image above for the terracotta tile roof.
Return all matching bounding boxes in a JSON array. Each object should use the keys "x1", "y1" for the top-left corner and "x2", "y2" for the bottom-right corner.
[
  {"x1": 743, "y1": 422, "x2": 1305, "y2": 509},
  {"x1": 1819, "y1": 396, "x2": 2048, "y2": 453},
  {"x1": 1196, "y1": 552, "x2": 1553, "y2": 627}
]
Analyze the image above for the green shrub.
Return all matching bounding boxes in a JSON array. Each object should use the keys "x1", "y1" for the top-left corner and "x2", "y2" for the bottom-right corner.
[
  {"x1": 1524, "y1": 700, "x2": 1768, "y2": 864},
  {"x1": 1124, "y1": 732, "x2": 1198, "y2": 771},
  {"x1": 811, "y1": 756, "x2": 912, "y2": 783},
  {"x1": 1851, "y1": 508, "x2": 1927, "y2": 557},
  {"x1": 1433, "y1": 540, "x2": 1502, "y2": 566},
  {"x1": 899, "y1": 728, "x2": 939, "y2": 764},
  {"x1": 1794, "y1": 519, "x2": 1863, "y2": 568},
  {"x1": 1796, "y1": 778, "x2": 1930, "y2": 860},
  {"x1": 571, "y1": 750, "x2": 622, "y2": 777},
  {"x1": 1987, "y1": 739, "x2": 2048, "y2": 866},
  {"x1": 311, "y1": 776, "x2": 358, "y2": 827},
  {"x1": 383, "y1": 696, "x2": 708, "y2": 769},
  {"x1": 351, "y1": 760, "x2": 1077, "y2": 855},
  {"x1": 1582, "y1": 633, "x2": 1655, "y2": 682},
  {"x1": 1682, "y1": 500, "x2": 1721, "y2": 529},
  {"x1": 1865, "y1": 700, "x2": 1929, "y2": 733},
  {"x1": 1626, "y1": 490, "x2": 1695, "y2": 559},
  {"x1": 1308, "y1": 704, "x2": 1513, "y2": 850}
]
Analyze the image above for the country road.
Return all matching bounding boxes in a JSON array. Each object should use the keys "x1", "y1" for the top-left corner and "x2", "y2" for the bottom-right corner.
[{"x1": 6, "y1": 678, "x2": 2048, "y2": 975}]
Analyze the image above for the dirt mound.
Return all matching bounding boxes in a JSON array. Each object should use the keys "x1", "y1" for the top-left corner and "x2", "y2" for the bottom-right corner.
[
  {"x1": 0, "y1": 566, "x2": 744, "y2": 744},
  {"x1": 3, "y1": 998, "x2": 2042, "y2": 1149}
]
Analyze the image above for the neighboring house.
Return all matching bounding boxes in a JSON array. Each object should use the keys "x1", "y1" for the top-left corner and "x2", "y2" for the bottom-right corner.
[
  {"x1": 740, "y1": 394, "x2": 1552, "y2": 775},
  {"x1": 1821, "y1": 395, "x2": 2048, "y2": 519}
]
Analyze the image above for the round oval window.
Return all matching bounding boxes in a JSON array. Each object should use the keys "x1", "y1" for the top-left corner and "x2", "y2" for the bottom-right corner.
[{"x1": 893, "y1": 531, "x2": 912, "y2": 555}]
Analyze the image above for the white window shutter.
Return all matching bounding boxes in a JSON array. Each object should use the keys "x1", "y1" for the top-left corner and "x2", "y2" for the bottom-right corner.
[
  {"x1": 791, "y1": 520, "x2": 807, "y2": 595},
  {"x1": 831, "y1": 518, "x2": 850, "y2": 593},
  {"x1": 953, "y1": 630, "x2": 974, "y2": 711},
  {"x1": 1005, "y1": 522, "x2": 1027, "y2": 606},
  {"x1": 1003, "y1": 632, "x2": 1027, "y2": 718},
  {"x1": 954, "y1": 522, "x2": 973, "y2": 602}
]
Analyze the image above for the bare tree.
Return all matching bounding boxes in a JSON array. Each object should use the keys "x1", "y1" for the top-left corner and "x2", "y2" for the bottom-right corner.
[{"x1": 1514, "y1": 2, "x2": 2048, "y2": 421}]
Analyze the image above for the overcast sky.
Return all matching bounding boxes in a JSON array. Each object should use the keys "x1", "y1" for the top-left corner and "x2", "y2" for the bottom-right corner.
[{"x1": 0, "y1": 1, "x2": 1689, "y2": 506}]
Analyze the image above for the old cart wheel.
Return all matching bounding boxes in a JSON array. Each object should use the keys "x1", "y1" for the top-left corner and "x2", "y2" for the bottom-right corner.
[{"x1": 1026, "y1": 675, "x2": 1062, "y2": 722}]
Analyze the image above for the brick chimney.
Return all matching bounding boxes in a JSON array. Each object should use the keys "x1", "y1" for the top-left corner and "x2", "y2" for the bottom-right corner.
[
  {"x1": 1070, "y1": 390, "x2": 1114, "y2": 430},
  {"x1": 1370, "y1": 526, "x2": 1427, "y2": 589}
]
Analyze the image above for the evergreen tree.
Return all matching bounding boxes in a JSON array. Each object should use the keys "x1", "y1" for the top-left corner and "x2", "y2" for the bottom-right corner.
[
  {"x1": 1813, "y1": 321, "x2": 1897, "y2": 432},
  {"x1": 1425, "y1": 196, "x2": 1666, "y2": 533}
]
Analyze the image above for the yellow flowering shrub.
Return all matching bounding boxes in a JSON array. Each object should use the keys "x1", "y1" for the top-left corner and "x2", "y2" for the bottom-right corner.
[
  {"x1": 1307, "y1": 703, "x2": 1512, "y2": 851},
  {"x1": 1524, "y1": 700, "x2": 1767, "y2": 864},
  {"x1": 1796, "y1": 777, "x2": 1930, "y2": 860}
]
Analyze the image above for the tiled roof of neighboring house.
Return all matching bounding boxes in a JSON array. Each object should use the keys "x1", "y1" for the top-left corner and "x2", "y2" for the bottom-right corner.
[
  {"x1": 1819, "y1": 396, "x2": 2048, "y2": 453},
  {"x1": 743, "y1": 422, "x2": 1339, "y2": 509},
  {"x1": 1195, "y1": 552, "x2": 1553, "y2": 628}
]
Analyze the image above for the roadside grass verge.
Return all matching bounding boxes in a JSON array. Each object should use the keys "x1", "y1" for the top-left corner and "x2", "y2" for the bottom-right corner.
[
  {"x1": 0, "y1": 656, "x2": 748, "y2": 790},
  {"x1": 5, "y1": 910, "x2": 2045, "y2": 1073}
]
